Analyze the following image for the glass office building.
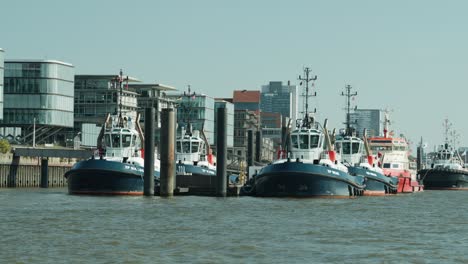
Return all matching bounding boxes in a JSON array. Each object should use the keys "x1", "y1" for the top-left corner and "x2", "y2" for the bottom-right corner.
[
  {"x1": 74, "y1": 74, "x2": 139, "y2": 126},
  {"x1": 261, "y1": 81, "x2": 298, "y2": 121},
  {"x1": 0, "y1": 49, "x2": 4, "y2": 120},
  {"x1": 349, "y1": 109, "x2": 384, "y2": 137},
  {"x1": 2, "y1": 60, "x2": 74, "y2": 127},
  {"x1": 74, "y1": 74, "x2": 139, "y2": 147}
]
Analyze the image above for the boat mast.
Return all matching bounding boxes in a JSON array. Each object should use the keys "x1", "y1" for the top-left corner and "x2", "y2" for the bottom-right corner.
[
  {"x1": 341, "y1": 84, "x2": 357, "y2": 135},
  {"x1": 182, "y1": 85, "x2": 195, "y2": 135},
  {"x1": 113, "y1": 69, "x2": 126, "y2": 128},
  {"x1": 298, "y1": 67, "x2": 317, "y2": 128},
  {"x1": 443, "y1": 118, "x2": 451, "y2": 150},
  {"x1": 383, "y1": 110, "x2": 390, "y2": 138}
]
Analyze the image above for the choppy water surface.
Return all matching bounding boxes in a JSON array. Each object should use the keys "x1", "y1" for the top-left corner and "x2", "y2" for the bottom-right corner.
[{"x1": 0, "y1": 189, "x2": 467, "y2": 263}]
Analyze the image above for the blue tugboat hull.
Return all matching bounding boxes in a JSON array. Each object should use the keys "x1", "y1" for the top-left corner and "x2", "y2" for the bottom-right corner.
[
  {"x1": 175, "y1": 163, "x2": 217, "y2": 188},
  {"x1": 64, "y1": 159, "x2": 160, "y2": 195},
  {"x1": 348, "y1": 166, "x2": 399, "y2": 195},
  {"x1": 420, "y1": 168, "x2": 468, "y2": 190},
  {"x1": 251, "y1": 161, "x2": 365, "y2": 198}
]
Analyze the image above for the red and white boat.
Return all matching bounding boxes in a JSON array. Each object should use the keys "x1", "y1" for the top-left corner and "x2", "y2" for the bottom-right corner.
[{"x1": 367, "y1": 113, "x2": 423, "y2": 193}]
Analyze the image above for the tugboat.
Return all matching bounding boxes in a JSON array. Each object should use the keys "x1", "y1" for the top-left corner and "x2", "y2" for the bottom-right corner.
[
  {"x1": 65, "y1": 70, "x2": 160, "y2": 195},
  {"x1": 367, "y1": 112, "x2": 423, "y2": 193},
  {"x1": 335, "y1": 85, "x2": 398, "y2": 196},
  {"x1": 419, "y1": 119, "x2": 468, "y2": 190},
  {"x1": 335, "y1": 130, "x2": 398, "y2": 195},
  {"x1": 242, "y1": 68, "x2": 365, "y2": 198},
  {"x1": 175, "y1": 87, "x2": 216, "y2": 193}
]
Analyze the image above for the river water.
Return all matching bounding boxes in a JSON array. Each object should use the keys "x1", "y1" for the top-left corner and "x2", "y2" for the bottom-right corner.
[{"x1": 0, "y1": 189, "x2": 467, "y2": 263}]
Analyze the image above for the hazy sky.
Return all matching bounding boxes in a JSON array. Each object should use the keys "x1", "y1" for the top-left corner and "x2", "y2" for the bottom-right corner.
[{"x1": 3, "y1": 0, "x2": 468, "y2": 150}]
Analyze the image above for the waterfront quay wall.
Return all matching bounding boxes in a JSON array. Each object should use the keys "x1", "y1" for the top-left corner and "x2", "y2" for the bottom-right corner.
[{"x1": 0, "y1": 153, "x2": 74, "y2": 188}]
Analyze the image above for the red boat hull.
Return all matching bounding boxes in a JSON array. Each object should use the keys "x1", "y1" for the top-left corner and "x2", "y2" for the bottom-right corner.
[
  {"x1": 397, "y1": 177, "x2": 423, "y2": 193},
  {"x1": 383, "y1": 169, "x2": 424, "y2": 193}
]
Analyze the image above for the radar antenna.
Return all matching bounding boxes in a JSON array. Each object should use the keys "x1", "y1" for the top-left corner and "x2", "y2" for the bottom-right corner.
[
  {"x1": 341, "y1": 84, "x2": 357, "y2": 135},
  {"x1": 298, "y1": 67, "x2": 317, "y2": 128}
]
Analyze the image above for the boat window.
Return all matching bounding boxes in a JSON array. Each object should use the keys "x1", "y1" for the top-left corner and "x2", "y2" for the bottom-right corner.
[
  {"x1": 342, "y1": 142, "x2": 361, "y2": 154},
  {"x1": 342, "y1": 143, "x2": 351, "y2": 154},
  {"x1": 132, "y1": 135, "x2": 137, "y2": 145},
  {"x1": 200, "y1": 143, "x2": 206, "y2": 155},
  {"x1": 122, "y1": 135, "x2": 132, "y2": 147},
  {"x1": 392, "y1": 163, "x2": 400, "y2": 169},
  {"x1": 183, "y1": 142, "x2": 190, "y2": 153},
  {"x1": 353, "y1": 142, "x2": 361, "y2": 153},
  {"x1": 291, "y1": 135, "x2": 299, "y2": 148},
  {"x1": 370, "y1": 140, "x2": 392, "y2": 144},
  {"x1": 335, "y1": 143, "x2": 342, "y2": 153},
  {"x1": 104, "y1": 134, "x2": 111, "y2": 148},
  {"x1": 371, "y1": 146, "x2": 392, "y2": 151},
  {"x1": 176, "y1": 142, "x2": 182, "y2": 152},
  {"x1": 192, "y1": 143, "x2": 199, "y2": 153},
  {"x1": 112, "y1": 134, "x2": 120, "y2": 148},
  {"x1": 310, "y1": 135, "x2": 320, "y2": 148},
  {"x1": 383, "y1": 163, "x2": 391, "y2": 168},
  {"x1": 299, "y1": 134, "x2": 309, "y2": 149}
]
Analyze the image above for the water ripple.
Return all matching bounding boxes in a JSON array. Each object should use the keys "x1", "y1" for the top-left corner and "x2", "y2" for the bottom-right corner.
[{"x1": 1, "y1": 189, "x2": 468, "y2": 263}]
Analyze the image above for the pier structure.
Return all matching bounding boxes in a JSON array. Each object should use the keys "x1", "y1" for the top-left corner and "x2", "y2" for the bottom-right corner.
[{"x1": 0, "y1": 147, "x2": 93, "y2": 188}]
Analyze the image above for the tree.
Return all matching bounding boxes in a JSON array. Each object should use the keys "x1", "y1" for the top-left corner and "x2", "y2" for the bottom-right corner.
[{"x1": 0, "y1": 139, "x2": 11, "y2": 154}]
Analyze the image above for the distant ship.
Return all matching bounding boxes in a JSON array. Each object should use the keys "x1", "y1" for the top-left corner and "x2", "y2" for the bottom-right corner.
[
  {"x1": 419, "y1": 119, "x2": 468, "y2": 190},
  {"x1": 65, "y1": 71, "x2": 160, "y2": 195},
  {"x1": 367, "y1": 112, "x2": 423, "y2": 193},
  {"x1": 241, "y1": 68, "x2": 365, "y2": 197}
]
